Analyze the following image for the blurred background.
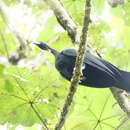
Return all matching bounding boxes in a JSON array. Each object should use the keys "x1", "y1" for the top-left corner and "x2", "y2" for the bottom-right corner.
[{"x1": 0, "y1": 0, "x2": 130, "y2": 129}]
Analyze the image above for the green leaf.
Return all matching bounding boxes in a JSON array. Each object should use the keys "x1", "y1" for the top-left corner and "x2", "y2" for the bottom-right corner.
[
  {"x1": 4, "y1": 79, "x2": 14, "y2": 92},
  {"x1": 0, "y1": 64, "x2": 5, "y2": 74}
]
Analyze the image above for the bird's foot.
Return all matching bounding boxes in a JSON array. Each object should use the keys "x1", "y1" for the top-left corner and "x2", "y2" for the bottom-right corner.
[
  {"x1": 80, "y1": 63, "x2": 86, "y2": 82},
  {"x1": 80, "y1": 75, "x2": 86, "y2": 81},
  {"x1": 79, "y1": 76, "x2": 86, "y2": 83}
]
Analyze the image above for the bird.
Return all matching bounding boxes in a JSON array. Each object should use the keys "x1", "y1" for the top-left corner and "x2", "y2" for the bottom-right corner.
[{"x1": 33, "y1": 42, "x2": 130, "y2": 92}]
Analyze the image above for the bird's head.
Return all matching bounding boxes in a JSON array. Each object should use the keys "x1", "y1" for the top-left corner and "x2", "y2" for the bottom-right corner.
[
  {"x1": 33, "y1": 41, "x2": 59, "y2": 56},
  {"x1": 33, "y1": 42, "x2": 50, "y2": 51}
]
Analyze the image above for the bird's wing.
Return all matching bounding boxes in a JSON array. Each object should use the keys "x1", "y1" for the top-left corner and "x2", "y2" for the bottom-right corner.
[
  {"x1": 84, "y1": 52, "x2": 120, "y2": 81},
  {"x1": 62, "y1": 49, "x2": 120, "y2": 80},
  {"x1": 101, "y1": 60, "x2": 121, "y2": 76}
]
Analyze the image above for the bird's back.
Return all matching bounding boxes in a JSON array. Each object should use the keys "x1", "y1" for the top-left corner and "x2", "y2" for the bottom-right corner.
[{"x1": 56, "y1": 49, "x2": 122, "y2": 88}]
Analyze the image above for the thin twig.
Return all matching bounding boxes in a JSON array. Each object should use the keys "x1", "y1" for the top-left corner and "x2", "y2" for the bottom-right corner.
[{"x1": 54, "y1": 0, "x2": 91, "y2": 129}]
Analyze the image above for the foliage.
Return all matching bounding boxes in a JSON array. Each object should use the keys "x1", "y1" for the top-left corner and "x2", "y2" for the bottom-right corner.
[{"x1": 0, "y1": 0, "x2": 130, "y2": 129}]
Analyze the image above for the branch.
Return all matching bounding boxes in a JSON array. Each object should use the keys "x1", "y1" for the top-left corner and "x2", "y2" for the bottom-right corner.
[
  {"x1": 44, "y1": 0, "x2": 79, "y2": 43},
  {"x1": 0, "y1": 1, "x2": 26, "y2": 48},
  {"x1": 0, "y1": 1, "x2": 28, "y2": 64},
  {"x1": 45, "y1": 0, "x2": 130, "y2": 120},
  {"x1": 110, "y1": 87, "x2": 130, "y2": 117},
  {"x1": 54, "y1": 1, "x2": 91, "y2": 129},
  {"x1": 44, "y1": 0, "x2": 130, "y2": 122}
]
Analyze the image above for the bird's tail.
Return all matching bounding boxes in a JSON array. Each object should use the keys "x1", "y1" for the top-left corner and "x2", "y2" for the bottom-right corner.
[{"x1": 116, "y1": 70, "x2": 130, "y2": 92}]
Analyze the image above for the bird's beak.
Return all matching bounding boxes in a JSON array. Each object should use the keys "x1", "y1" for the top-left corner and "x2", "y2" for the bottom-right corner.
[{"x1": 33, "y1": 42, "x2": 40, "y2": 46}]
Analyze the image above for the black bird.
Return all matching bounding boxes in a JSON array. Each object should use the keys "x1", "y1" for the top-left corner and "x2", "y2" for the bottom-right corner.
[{"x1": 34, "y1": 42, "x2": 130, "y2": 91}]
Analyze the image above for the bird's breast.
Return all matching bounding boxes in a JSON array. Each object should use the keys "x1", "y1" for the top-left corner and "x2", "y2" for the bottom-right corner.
[{"x1": 55, "y1": 55, "x2": 75, "y2": 80}]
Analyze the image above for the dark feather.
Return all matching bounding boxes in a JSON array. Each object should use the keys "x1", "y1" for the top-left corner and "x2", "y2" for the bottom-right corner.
[{"x1": 34, "y1": 42, "x2": 130, "y2": 92}]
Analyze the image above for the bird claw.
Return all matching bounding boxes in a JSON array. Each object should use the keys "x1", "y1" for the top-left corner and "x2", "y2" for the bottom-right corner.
[
  {"x1": 80, "y1": 75, "x2": 86, "y2": 81},
  {"x1": 80, "y1": 63, "x2": 86, "y2": 82},
  {"x1": 79, "y1": 76, "x2": 86, "y2": 83}
]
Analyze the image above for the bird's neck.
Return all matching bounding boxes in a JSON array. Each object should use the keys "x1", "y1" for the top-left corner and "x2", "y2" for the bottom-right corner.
[{"x1": 48, "y1": 48, "x2": 59, "y2": 57}]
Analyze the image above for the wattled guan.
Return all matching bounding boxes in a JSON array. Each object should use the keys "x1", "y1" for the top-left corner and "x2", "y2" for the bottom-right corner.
[{"x1": 34, "y1": 42, "x2": 130, "y2": 91}]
